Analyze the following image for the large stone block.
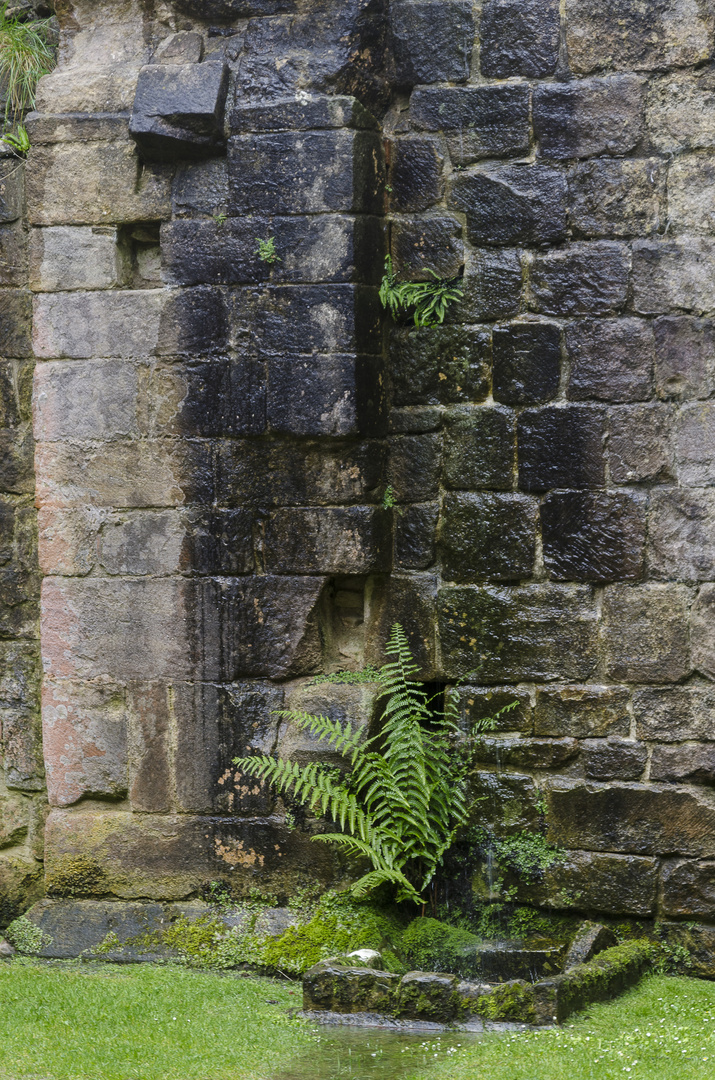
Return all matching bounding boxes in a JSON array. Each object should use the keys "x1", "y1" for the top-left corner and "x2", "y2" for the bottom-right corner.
[
  {"x1": 440, "y1": 493, "x2": 537, "y2": 583},
  {"x1": 492, "y1": 321, "x2": 561, "y2": 406},
  {"x1": 582, "y1": 740, "x2": 647, "y2": 782},
  {"x1": 267, "y1": 355, "x2": 383, "y2": 438},
  {"x1": 547, "y1": 779, "x2": 715, "y2": 857},
  {"x1": 0, "y1": 290, "x2": 32, "y2": 358},
  {"x1": 127, "y1": 682, "x2": 175, "y2": 814},
  {"x1": 388, "y1": 434, "x2": 441, "y2": 503},
  {"x1": 647, "y1": 73, "x2": 715, "y2": 154},
  {"x1": 443, "y1": 406, "x2": 515, "y2": 491},
  {"x1": 569, "y1": 159, "x2": 664, "y2": 239},
  {"x1": 0, "y1": 160, "x2": 24, "y2": 223},
  {"x1": 517, "y1": 850, "x2": 658, "y2": 916},
  {"x1": 138, "y1": 359, "x2": 265, "y2": 439},
  {"x1": 130, "y1": 61, "x2": 229, "y2": 161},
  {"x1": 527, "y1": 243, "x2": 629, "y2": 316},
  {"x1": 565, "y1": 0, "x2": 713, "y2": 74},
  {"x1": 392, "y1": 1, "x2": 474, "y2": 84},
  {"x1": 33, "y1": 360, "x2": 138, "y2": 442},
  {"x1": 29, "y1": 226, "x2": 128, "y2": 292},
  {"x1": 0, "y1": 222, "x2": 27, "y2": 287},
  {"x1": 692, "y1": 584, "x2": 715, "y2": 680},
  {"x1": 229, "y1": 131, "x2": 383, "y2": 216},
  {"x1": 44, "y1": 809, "x2": 338, "y2": 901},
  {"x1": 394, "y1": 502, "x2": 439, "y2": 570},
  {"x1": 42, "y1": 679, "x2": 128, "y2": 808},
  {"x1": 439, "y1": 584, "x2": 598, "y2": 682},
  {"x1": 230, "y1": 95, "x2": 378, "y2": 136},
  {"x1": 367, "y1": 574, "x2": 439, "y2": 678},
  {"x1": 470, "y1": 770, "x2": 541, "y2": 834},
  {"x1": 456, "y1": 686, "x2": 533, "y2": 737},
  {"x1": 33, "y1": 291, "x2": 166, "y2": 360},
  {"x1": 654, "y1": 316, "x2": 715, "y2": 399},
  {"x1": 448, "y1": 250, "x2": 523, "y2": 322},
  {"x1": 231, "y1": 285, "x2": 380, "y2": 356},
  {"x1": 450, "y1": 165, "x2": 567, "y2": 247},
  {"x1": 648, "y1": 490, "x2": 715, "y2": 581},
  {"x1": 0, "y1": 793, "x2": 29, "y2": 848},
  {"x1": 390, "y1": 325, "x2": 490, "y2": 407},
  {"x1": 517, "y1": 406, "x2": 606, "y2": 491},
  {"x1": 263, "y1": 508, "x2": 391, "y2": 575},
  {"x1": 26, "y1": 143, "x2": 171, "y2": 226},
  {"x1": 668, "y1": 155, "x2": 715, "y2": 235},
  {"x1": 0, "y1": 426, "x2": 34, "y2": 495},
  {"x1": 0, "y1": 853, "x2": 43, "y2": 927},
  {"x1": 651, "y1": 744, "x2": 715, "y2": 786},
  {"x1": 661, "y1": 859, "x2": 715, "y2": 919},
  {"x1": 410, "y1": 85, "x2": 530, "y2": 165},
  {"x1": 387, "y1": 138, "x2": 444, "y2": 213},
  {"x1": 634, "y1": 686, "x2": 715, "y2": 742},
  {"x1": 541, "y1": 492, "x2": 646, "y2": 583},
  {"x1": 632, "y1": 238, "x2": 715, "y2": 316},
  {"x1": 172, "y1": 158, "x2": 229, "y2": 219},
  {"x1": 675, "y1": 403, "x2": 715, "y2": 485},
  {"x1": 534, "y1": 686, "x2": 630, "y2": 739},
  {"x1": 390, "y1": 216, "x2": 463, "y2": 281},
  {"x1": 480, "y1": 0, "x2": 559, "y2": 78},
  {"x1": 473, "y1": 736, "x2": 578, "y2": 771},
  {"x1": 602, "y1": 584, "x2": 692, "y2": 683},
  {"x1": 533, "y1": 76, "x2": 644, "y2": 159},
  {"x1": 608, "y1": 404, "x2": 674, "y2": 485},
  {"x1": 566, "y1": 318, "x2": 653, "y2": 403}
]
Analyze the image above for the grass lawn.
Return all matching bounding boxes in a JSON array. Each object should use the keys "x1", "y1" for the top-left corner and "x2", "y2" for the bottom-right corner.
[{"x1": 0, "y1": 960, "x2": 714, "y2": 1080}]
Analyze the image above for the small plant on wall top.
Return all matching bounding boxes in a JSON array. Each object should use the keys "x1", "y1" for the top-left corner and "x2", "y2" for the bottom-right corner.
[
  {"x1": 0, "y1": 2, "x2": 57, "y2": 123},
  {"x1": 379, "y1": 255, "x2": 463, "y2": 328},
  {"x1": 255, "y1": 236, "x2": 281, "y2": 264}
]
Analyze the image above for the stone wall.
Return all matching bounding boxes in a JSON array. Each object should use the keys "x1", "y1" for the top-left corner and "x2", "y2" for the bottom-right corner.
[{"x1": 2, "y1": 0, "x2": 715, "y2": 941}]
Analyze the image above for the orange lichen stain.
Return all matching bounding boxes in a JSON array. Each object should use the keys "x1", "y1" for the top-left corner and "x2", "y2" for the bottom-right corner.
[
  {"x1": 218, "y1": 767, "x2": 233, "y2": 787},
  {"x1": 214, "y1": 838, "x2": 264, "y2": 868}
]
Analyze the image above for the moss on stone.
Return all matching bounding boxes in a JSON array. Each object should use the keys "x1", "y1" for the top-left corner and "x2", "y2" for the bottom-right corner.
[
  {"x1": 402, "y1": 917, "x2": 479, "y2": 975},
  {"x1": 475, "y1": 979, "x2": 536, "y2": 1023},
  {"x1": 46, "y1": 857, "x2": 107, "y2": 899}
]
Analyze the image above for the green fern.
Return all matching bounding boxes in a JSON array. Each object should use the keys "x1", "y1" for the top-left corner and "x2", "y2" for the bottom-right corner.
[
  {"x1": 235, "y1": 624, "x2": 471, "y2": 906},
  {"x1": 379, "y1": 255, "x2": 463, "y2": 328}
]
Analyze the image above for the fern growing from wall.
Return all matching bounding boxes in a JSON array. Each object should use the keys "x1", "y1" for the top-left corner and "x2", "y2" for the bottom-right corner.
[{"x1": 235, "y1": 624, "x2": 476, "y2": 906}]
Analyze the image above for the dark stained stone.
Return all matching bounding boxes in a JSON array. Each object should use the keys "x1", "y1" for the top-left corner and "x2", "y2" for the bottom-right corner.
[
  {"x1": 304, "y1": 960, "x2": 400, "y2": 1014},
  {"x1": 654, "y1": 317, "x2": 715, "y2": 400},
  {"x1": 566, "y1": 319, "x2": 654, "y2": 402},
  {"x1": 443, "y1": 406, "x2": 515, "y2": 491},
  {"x1": 513, "y1": 850, "x2": 658, "y2": 916},
  {"x1": 547, "y1": 780, "x2": 715, "y2": 857},
  {"x1": 390, "y1": 216, "x2": 463, "y2": 281},
  {"x1": 410, "y1": 85, "x2": 530, "y2": 164},
  {"x1": 533, "y1": 76, "x2": 644, "y2": 159},
  {"x1": 230, "y1": 285, "x2": 381, "y2": 356},
  {"x1": 448, "y1": 250, "x2": 523, "y2": 322},
  {"x1": 480, "y1": 0, "x2": 559, "y2": 78},
  {"x1": 148, "y1": 359, "x2": 266, "y2": 437},
  {"x1": 581, "y1": 740, "x2": 647, "y2": 781},
  {"x1": 367, "y1": 574, "x2": 439, "y2": 678},
  {"x1": 517, "y1": 406, "x2": 606, "y2": 492},
  {"x1": 564, "y1": 923, "x2": 617, "y2": 969},
  {"x1": 633, "y1": 686, "x2": 715, "y2": 743},
  {"x1": 456, "y1": 686, "x2": 533, "y2": 737},
  {"x1": 534, "y1": 685, "x2": 630, "y2": 739},
  {"x1": 602, "y1": 585, "x2": 692, "y2": 684},
  {"x1": 651, "y1": 743, "x2": 715, "y2": 786},
  {"x1": 392, "y1": 1, "x2": 474, "y2": 84},
  {"x1": 469, "y1": 770, "x2": 541, "y2": 832},
  {"x1": 130, "y1": 62, "x2": 229, "y2": 161},
  {"x1": 440, "y1": 493, "x2": 537, "y2": 583},
  {"x1": 541, "y1": 491, "x2": 646, "y2": 583},
  {"x1": 263, "y1": 507, "x2": 391, "y2": 575},
  {"x1": 648, "y1": 490, "x2": 715, "y2": 581},
  {"x1": 267, "y1": 355, "x2": 386, "y2": 438},
  {"x1": 396, "y1": 971, "x2": 459, "y2": 1022},
  {"x1": 569, "y1": 158, "x2": 665, "y2": 239},
  {"x1": 394, "y1": 502, "x2": 439, "y2": 570},
  {"x1": 157, "y1": 286, "x2": 228, "y2": 357},
  {"x1": 632, "y1": 238, "x2": 715, "y2": 317},
  {"x1": 230, "y1": 96, "x2": 377, "y2": 135},
  {"x1": 388, "y1": 434, "x2": 441, "y2": 503},
  {"x1": 527, "y1": 243, "x2": 629, "y2": 316},
  {"x1": 0, "y1": 291, "x2": 32, "y2": 358},
  {"x1": 389, "y1": 407, "x2": 442, "y2": 434},
  {"x1": 675, "y1": 403, "x2": 715, "y2": 486},
  {"x1": 450, "y1": 165, "x2": 567, "y2": 247},
  {"x1": 175, "y1": 0, "x2": 296, "y2": 16},
  {"x1": 492, "y1": 321, "x2": 561, "y2": 405},
  {"x1": 661, "y1": 860, "x2": 715, "y2": 919},
  {"x1": 472, "y1": 736, "x2": 579, "y2": 770},
  {"x1": 172, "y1": 158, "x2": 229, "y2": 219},
  {"x1": 390, "y1": 325, "x2": 491, "y2": 407},
  {"x1": 608, "y1": 405, "x2": 674, "y2": 484},
  {"x1": 439, "y1": 585, "x2": 598, "y2": 682},
  {"x1": 182, "y1": 509, "x2": 254, "y2": 576},
  {"x1": 388, "y1": 138, "x2": 444, "y2": 212}
]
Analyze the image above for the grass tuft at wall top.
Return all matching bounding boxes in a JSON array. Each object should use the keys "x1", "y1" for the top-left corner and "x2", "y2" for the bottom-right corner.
[{"x1": 0, "y1": 2, "x2": 56, "y2": 122}]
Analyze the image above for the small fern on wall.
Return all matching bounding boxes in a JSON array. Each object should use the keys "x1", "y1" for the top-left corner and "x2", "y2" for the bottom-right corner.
[
  {"x1": 235, "y1": 624, "x2": 470, "y2": 906},
  {"x1": 379, "y1": 255, "x2": 463, "y2": 328}
]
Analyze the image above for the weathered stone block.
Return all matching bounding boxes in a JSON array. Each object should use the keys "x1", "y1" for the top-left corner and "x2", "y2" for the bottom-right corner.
[
  {"x1": 661, "y1": 859, "x2": 715, "y2": 918},
  {"x1": 566, "y1": 319, "x2": 653, "y2": 403},
  {"x1": 33, "y1": 290, "x2": 167, "y2": 360},
  {"x1": 367, "y1": 574, "x2": 439, "y2": 678},
  {"x1": 582, "y1": 740, "x2": 647, "y2": 782},
  {"x1": 0, "y1": 360, "x2": 30, "y2": 427},
  {"x1": 651, "y1": 745, "x2": 715, "y2": 786},
  {"x1": 448, "y1": 250, "x2": 523, "y2": 322},
  {"x1": 517, "y1": 406, "x2": 606, "y2": 492},
  {"x1": 130, "y1": 62, "x2": 229, "y2": 161},
  {"x1": 394, "y1": 502, "x2": 438, "y2": 570},
  {"x1": 29, "y1": 226, "x2": 128, "y2": 292},
  {"x1": 42, "y1": 680, "x2": 127, "y2": 807},
  {"x1": 534, "y1": 852, "x2": 657, "y2": 915},
  {"x1": 440, "y1": 493, "x2": 537, "y2": 583},
  {"x1": 0, "y1": 160, "x2": 24, "y2": 223},
  {"x1": 231, "y1": 285, "x2": 380, "y2": 357},
  {"x1": 692, "y1": 584, "x2": 715, "y2": 681},
  {"x1": 396, "y1": 971, "x2": 460, "y2": 1022},
  {"x1": 480, "y1": 0, "x2": 559, "y2": 78},
  {"x1": 534, "y1": 686, "x2": 630, "y2": 739},
  {"x1": 632, "y1": 238, "x2": 715, "y2": 316},
  {"x1": 473, "y1": 736, "x2": 578, "y2": 770},
  {"x1": 675, "y1": 403, "x2": 715, "y2": 485},
  {"x1": 668, "y1": 155, "x2": 715, "y2": 235},
  {"x1": 304, "y1": 961, "x2": 399, "y2": 1014},
  {"x1": 389, "y1": 407, "x2": 442, "y2": 434},
  {"x1": 565, "y1": 0, "x2": 712, "y2": 74},
  {"x1": 279, "y1": 683, "x2": 379, "y2": 768},
  {"x1": 534, "y1": 76, "x2": 644, "y2": 160},
  {"x1": 0, "y1": 290, "x2": 32, "y2": 358},
  {"x1": 390, "y1": 325, "x2": 490, "y2": 407},
  {"x1": 388, "y1": 434, "x2": 441, "y2": 504},
  {"x1": 390, "y1": 216, "x2": 463, "y2": 281},
  {"x1": 633, "y1": 686, "x2": 715, "y2": 742},
  {"x1": 602, "y1": 584, "x2": 692, "y2": 683},
  {"x1": 647, "y1": 73, "x2": 715, "y2": 154},
  {"x1": 470, "y1": 770, "x2": 541, "y2": 833},
  {"x1": 492, "y1": 321, "x2": 561, "y2": 405},
  {"x1": 547, "y1": 780, "x2": 715, "y2": 857},
  {"x1": 564, "y1": 923, "x2": 617, "y2": 970},
  {"x1": 541, "y1": 492, "x2": 645, "y2": 582},
  {"x1": 263, "y1": 508, "x2": 391, "y2": 575},
  {"x1": 648, "y1": 490, "x2": 715, "y2": 581},
  {"x1": 654, "y1": 316, "x2": 715, "y2": 399},
  {"x1": 96, "y1": 511, "x2": 184, "y2": 578},
  {"x1": 229, "y1": 131, "x2": 383, "y2": 215},
  {"x1": 570, "y1": 159, "x2": 664, "y2": 239},
  {"x1": 387, "y1": 138, "x2": 444, "y2": 212},
  {"x1": 439, "y1": 585, "x2": 598, "y2": 682},
  {"x1": 0, "y1": 793, "x2": 29, "y2": 848},
  {"x1": 230, "y1": 96, "x2": 377, "y2": 136},
  {"x1": 450, "y1": 165, "x2": 567, "y2": 247},
  {"x1": 608, "y1": 404, "x2": 674, "y2": 485},
  {"x1": 0, "y1": 223, "x2": 27, "y2": 287},
  {"x1": 34, "y1": 360, "x2": 138, "y2": 442},
  {"x1": 267, "y1": 355, "x2": 383, "y2": 438},
  {"x1": 138, "y1": 359, "x2": 265, "y2": 439},
  {"x1": 527, "y1": 243, "x2": 629, "y2": 316},
  {"x1": 410, "y1": 85, "x2": 530, "y2": 165},
  {"x1": 443, "y1": 406, "x2": 514, "y2": 491},
  {"x1": 0, "y1": 853, "x2": 43, "y2": 926},
  {"x1": 392, "y1": 1, "x2": 474, "y2": 84},
  {"x1": 26, "y1": 143, "x2": 172, "y2": 226},
  {"x1": 456, "y1": 686, "x2": 533, "y2": 737}
]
